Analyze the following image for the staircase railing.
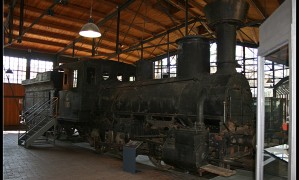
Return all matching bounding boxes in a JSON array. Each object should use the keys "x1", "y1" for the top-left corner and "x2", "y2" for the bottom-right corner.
[
  {"x1": 18, "y1": 97, "x2": 59, "y2": 146},
  {"x1": 20, "y1": 99, "x2": 55, "y2": 124}
]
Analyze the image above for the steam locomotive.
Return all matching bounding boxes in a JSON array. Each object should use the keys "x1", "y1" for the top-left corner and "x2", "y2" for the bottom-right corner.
[{"x1": 21, "y1": 0, "x2": 255, "y2": 174}]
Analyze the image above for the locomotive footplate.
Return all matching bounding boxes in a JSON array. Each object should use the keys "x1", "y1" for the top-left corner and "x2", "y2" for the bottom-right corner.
[
  {"x1": 162, "y1": 128, "x2": 209, "y2": 172},
  {"x1": 198, "y1": 164, "x2": 236, "y2": 177}
]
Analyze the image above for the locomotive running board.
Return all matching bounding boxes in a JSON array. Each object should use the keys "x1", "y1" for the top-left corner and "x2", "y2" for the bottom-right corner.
[{"x1": 198, "y1": 164, "x2": 236, "y2": 177}]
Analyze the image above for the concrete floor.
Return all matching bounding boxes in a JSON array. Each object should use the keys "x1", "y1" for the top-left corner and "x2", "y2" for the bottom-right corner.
[
  {"x1": 3, "y1": 131, "x2": 207, "y2": 180},
  {"x1": 3, "y1": 131, "x2": 288, "y2": 180}
]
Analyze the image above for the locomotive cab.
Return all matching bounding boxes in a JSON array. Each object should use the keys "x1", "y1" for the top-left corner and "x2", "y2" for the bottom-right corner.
[
  {"x1": 57, "y1": 60, "x2": 136, "y2": 126},
  {"x1": 22, "y1": 71, "x2": 63, "y2": 113}
]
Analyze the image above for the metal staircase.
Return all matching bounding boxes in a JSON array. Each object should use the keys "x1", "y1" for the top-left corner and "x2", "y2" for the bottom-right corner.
[{"x1": 18, "y1": 97, "x2": 58, "y2": 148}]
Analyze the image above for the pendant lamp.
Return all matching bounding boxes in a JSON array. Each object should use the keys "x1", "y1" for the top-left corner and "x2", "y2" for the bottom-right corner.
[
  {"x1": 6, "y1": 68, "x2": 13, "y2": 74},
  {"x1": 79, "y1": 0, "x2": 101, "y2": 38},
  {"x1": 6, "y1": 59, "x2": 13, "y2": 74}
]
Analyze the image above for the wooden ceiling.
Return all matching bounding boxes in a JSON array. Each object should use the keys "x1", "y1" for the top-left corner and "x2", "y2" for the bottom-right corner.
[{"x1": 3, "y1": 0, "x2": 283, "y2": 64}]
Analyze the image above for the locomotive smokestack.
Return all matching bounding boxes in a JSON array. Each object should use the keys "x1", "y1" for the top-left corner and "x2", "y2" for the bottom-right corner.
[{"x1": 204, "y1": 0, "x2": 249, "y2": 74}]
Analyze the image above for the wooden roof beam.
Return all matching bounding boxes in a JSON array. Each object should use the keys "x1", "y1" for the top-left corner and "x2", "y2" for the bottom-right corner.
[
  {"x1": 105, "y1": 1, "x2": 169, "y2": 53},
  {"x1": 5, "y1": 28, "x2": 142, "y2": 59},
  {"x1": 250, "y1": 27, "x2": 258, "y2": 44},
  {"x1": 237, "y1": 30, "x2": 244, "y2": 42},
  {"x1": 246, "y1": 0, "x2": 267, "y2": 19},
  {"x1": 163, "y1": 0, "x2": 215, "y2": 38},
  {"x1": 152, "y1": 0, "x2": 185, "y2": 48},
  {"x1": 3, "y1": 0, "x2": 18, "y2": 29},
  {"x1": 187, "y1": 0, "x2": 205, "y2": 16},
  {"x1": 57, "y1": 0, "x2": 136, "y2": 56},
  {"x1": 8, "y1": 17, "x2": 142, "y2": 51},
  {"x1": 103, "y1": 0, "x2": 166, "y2": 31},
  {"x1": 4, "y1": 1, "x2": 59, "y2": 48},
  {"x1": 105, "y1": 18, "x2": 198, "y2": 60},
  {"x1": 239, "y1": 29, "x2": 259, "y2": 46},
  {"x1": 22, "y1": 4, "x2": 154, "y2": 36}
]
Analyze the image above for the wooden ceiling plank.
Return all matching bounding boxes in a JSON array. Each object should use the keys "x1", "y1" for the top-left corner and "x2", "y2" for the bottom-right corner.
[
  {"x1": 8, "y1": 19, "x2": 128, "y2": 51},
  {"x1": 108, "y1": 0, "x2": 167, "y2": 31},
  {"x1": 246, "y1": 0, "x2": 267, "y2": 19},
  {"x1": 133, "y1": 41, "x2": 176, "y2": 51},
  {"x1": 24, "y1": 3, "x2": 154, "y2": 36},
  {"x1": 163, "y1": 0, "x2": 215, "y2": 38},
  {"x1": 3, "y1": 0, "x2": 18, "y2": 29},
  {"x1": 108, "y1": 1, "x2": 174, "y2": 53},
  {"x1": 188, "y1": 21, "x2": 197, "y2": 35},
  {"x1": 4, "y1": 1, "x2": 59, "y2": 48},
  {"x1": 18, "y1": 0, "x2": 25, "y2": 43},
  {"x1": 188, "y1": 0, "x2": 205, "y2": 16},
  {"x1": 11, "y1": 15, "x2": 142, "y2": 46},
  {"x1": 95, "y1": 1, "x2": 167, "y2": 56},
  {"x1": 143, "y1": 0, "x2": 184, "y2": 52},
  {"x1": 105, "y1": 18, "x2": 197, "y2": 60},
  {"x1": 8, "y1": 0, "x2": 15, "y2": 44},
  {"x1": 9, "y1": 29, "x2": 130, "y2": 58},
  {"x1": 250, "y1": 27, "x2": 258, "y2": 44},
  {"x1": 239, "y1": 28, "x2": 258, "y2": 45},
  {"x1": 57, "y1": 0, "x2": 136, "y2": 56},
  {"x1": 63, "y1": 49, "x2": 137, "y2": 64},
  {"x1": 24, "y1": 5, "x2": 86, "y2": 25},
  {"x1": 237, "y1": 30, "x2": 244, "y2": 42},
  {"x1": 147, "y1": 33, "x2": 167, "y2": 59},
  {"x1": 120, "y1": 0, "x2": 144, "y2": 44},
  {"x1": 10, "y1": 15, "x2": 78, "y2": 34},
  {"x1": 19, "y1": 36, "x2": 67, "y2": 47},
  {"x1": 155, "y1": 0, "x2": 185, "y2": 37}
]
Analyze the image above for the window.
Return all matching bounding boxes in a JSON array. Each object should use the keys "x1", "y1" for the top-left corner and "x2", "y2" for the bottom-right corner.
[
  {"x1": 73, "y1": 70, "x2": 78, "y2": 88},
  {"x1": 235, "y1": 46, "x2": 289, "y2": 97},
  {"x1": 210, "y1": 43, "x2": 217, "y2": 74},
  {"x1": 102, "y1": 72, "x2": 109, "y2": 80},
  {"x1": 154, "y1": 55, "x2": 177, "y2": 79},
  {"x1": 117, "y1": 75, "x2": 123, "y2": 81},
  {"x1": 30, "y1": 59, "x2": 53, "y2": 79},
  {"x1": 129, "y1": 76, "x2": 135, "y2": 81},
  {"x1": 3, "y1": 56, "x2": 27, "y2": 84}
]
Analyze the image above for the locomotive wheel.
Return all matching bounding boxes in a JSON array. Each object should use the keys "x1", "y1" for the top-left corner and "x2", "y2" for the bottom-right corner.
[
  {"x1": 149, "y1": 156, "x2": 172, "y2": 170},
  {"x1": 65, "y1": 127, "x2": 76, "y2": 138},
  {"x1": 95, "y1": 145, "x2": 107, "y2": 154},
  {"x1": 149, "y1": 156, "x2": 162, "y2": 167}
]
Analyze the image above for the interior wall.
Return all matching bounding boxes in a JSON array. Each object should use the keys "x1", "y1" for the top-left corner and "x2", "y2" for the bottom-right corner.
[{"x1": 3, "y1": 83, "x2": 25, "y2": 130}]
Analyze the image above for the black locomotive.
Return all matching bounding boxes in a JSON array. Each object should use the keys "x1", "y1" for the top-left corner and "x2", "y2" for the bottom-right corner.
[{"x1": 21, "y1": 0, "x2": 255, "y2": 174}]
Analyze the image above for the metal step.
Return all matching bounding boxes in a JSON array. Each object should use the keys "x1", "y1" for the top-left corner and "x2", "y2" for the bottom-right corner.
[
  {"x1": 25, "y1": 118, "x2": 56, "y2": 148},
  {"x1": 18, "y1": 97, "x2": 58, "y2": 148}
]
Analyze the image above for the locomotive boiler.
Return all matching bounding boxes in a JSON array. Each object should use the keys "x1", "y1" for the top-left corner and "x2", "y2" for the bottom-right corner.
[{"x1": 21, "y1": 0, "x2": 255, "y2": 175}]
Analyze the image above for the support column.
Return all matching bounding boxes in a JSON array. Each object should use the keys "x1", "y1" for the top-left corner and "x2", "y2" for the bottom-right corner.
[
  {"x1": 26, "y1": 56, "x2": 31, "y2": 79},
  {"x1": 288, "y1": 0, "x2": 296, "y2": 177},
  {"x1": 256, "y1": 56, "x2": 265, "y2": 180}
]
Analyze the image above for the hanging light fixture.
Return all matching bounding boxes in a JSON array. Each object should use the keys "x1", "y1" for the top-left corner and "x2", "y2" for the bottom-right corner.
[
  {"x1": 6, "y1": 58, "x2": 13, "y2": 74},
  {"x1": 79, "y1": 0, "x2": 101, "y2": 38},
  {"x1": 6, "y1": 68, "x2": 13, "y2": 74}
]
